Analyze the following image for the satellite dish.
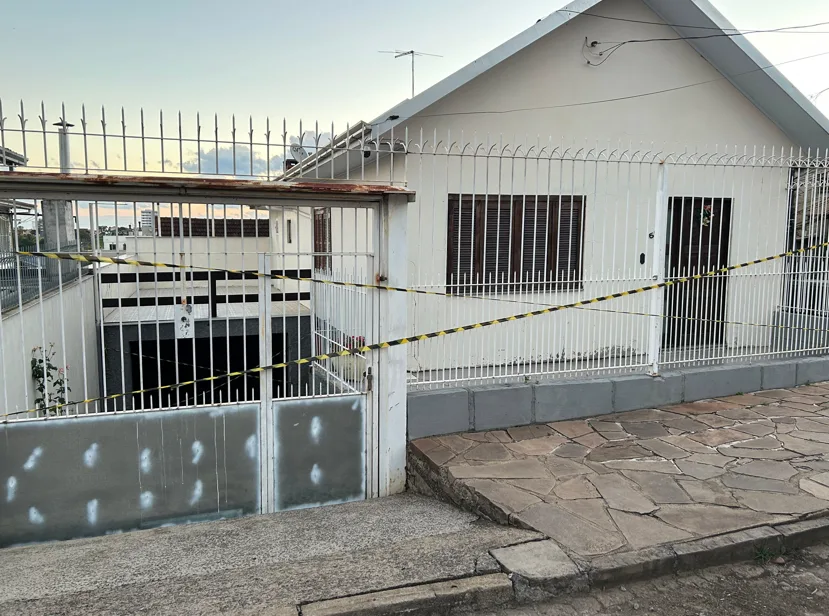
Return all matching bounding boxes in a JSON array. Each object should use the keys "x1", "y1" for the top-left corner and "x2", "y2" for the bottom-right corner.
[{"x1": 290, "y1": 143, "x2": 309, "y2": 162}]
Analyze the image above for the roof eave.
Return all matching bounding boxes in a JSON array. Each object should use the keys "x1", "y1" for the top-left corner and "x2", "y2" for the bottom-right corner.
[
  {"x1": 368, "y1": 0, "x2": 603, "y2": 137},
  {"x1": 644, "y1": 0, "x2": 829, "y2": 150}
]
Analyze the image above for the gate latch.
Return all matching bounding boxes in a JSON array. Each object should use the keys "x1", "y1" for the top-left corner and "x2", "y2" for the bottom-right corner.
[{"x1": 364, "y1": 367, "x2": 373, "y2": 392}]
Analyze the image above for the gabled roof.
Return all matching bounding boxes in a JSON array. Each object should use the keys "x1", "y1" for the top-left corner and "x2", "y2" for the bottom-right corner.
[
  {"x1": 283, "y1": 0, "x2": 829, "y2": 179},
  {"x1": 369, "y1": 0, "x2": 829, "y2": 149}
]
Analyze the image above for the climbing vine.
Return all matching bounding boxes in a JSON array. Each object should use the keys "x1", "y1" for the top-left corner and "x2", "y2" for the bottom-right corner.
[{"x1": 30, "y1": 343, "x2": 71, "y2": 414}]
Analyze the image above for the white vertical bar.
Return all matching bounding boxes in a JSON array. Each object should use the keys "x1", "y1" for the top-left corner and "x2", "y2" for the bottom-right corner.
[
  {"x1": 258, "y1": 252, "x2": 274, "y2": 513},
  {"x1": 649, "y1": 163, "x2": 669, "y2": 375},
  {"x1": 376, "y1": 194, "x2": 408, "y2": 496}
]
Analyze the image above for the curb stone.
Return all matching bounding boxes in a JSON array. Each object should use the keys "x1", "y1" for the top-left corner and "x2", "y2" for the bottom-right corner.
[
  {"x1": 587, "y1": 546, "x2": 676, "y2": 585},
  {"x1": 298, "y1": 516, "x2": 829, "y2": 614},
  {"x1": 672, "y1": 526, "x2": 782, "y2": 569},
  {"x1": 496, "y1": 517, "x2": 829, "y2": 598},
  {"x1": 490, "y1": 540, "x2": 588, "y2": 602},
  {"x1": 775, "y1": 516, "x2": 829, "y2": 548},
  {"x1": 300, "y1": 574, "x2": 512, "y2": 615}
]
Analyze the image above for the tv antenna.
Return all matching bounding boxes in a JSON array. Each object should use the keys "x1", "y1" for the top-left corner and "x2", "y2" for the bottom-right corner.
[{"x1": 379, "y1": 49, "x2": 442, "y2": 98}]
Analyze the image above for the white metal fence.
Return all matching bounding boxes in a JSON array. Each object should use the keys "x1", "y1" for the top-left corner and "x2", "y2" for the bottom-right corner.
[{"x1": 2, "y1": 100, "x2": 829, "y2": 401}]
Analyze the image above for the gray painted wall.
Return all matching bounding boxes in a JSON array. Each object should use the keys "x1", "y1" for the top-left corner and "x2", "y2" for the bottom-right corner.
[
  {"x1": 0, "y1": 403, "x2": 259, "y2": 547},
  {"x1": 273, "y1": 396, "x2": 365, "y2": 511},
  {"x1": 0, "y1": 394, "x2": 368, "y2": 547},
  {"x1": 407, "y1": 357, "x2": 829, "y2": 439}
]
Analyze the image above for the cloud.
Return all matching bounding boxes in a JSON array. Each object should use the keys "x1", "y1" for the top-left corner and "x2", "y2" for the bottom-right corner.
[{"x1": 181, "y1": 145, "x2": 283, "y2": 177}]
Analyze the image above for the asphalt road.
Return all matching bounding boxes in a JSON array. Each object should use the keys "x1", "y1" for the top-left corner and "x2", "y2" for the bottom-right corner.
[{"x1": 487, "y1": 541, "x2": 829, "y2": 616}]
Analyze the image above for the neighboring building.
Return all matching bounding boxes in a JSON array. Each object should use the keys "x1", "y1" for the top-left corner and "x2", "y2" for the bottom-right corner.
[
  {"x1": 140, "y1": 209, "x2": 158, "y2": 236},
  {"x1": 284, "y1": 0, "x2": 829, "y2": 381},
  {"x1": 0, "y1": 146, "x2": 26, "y2": 171}
]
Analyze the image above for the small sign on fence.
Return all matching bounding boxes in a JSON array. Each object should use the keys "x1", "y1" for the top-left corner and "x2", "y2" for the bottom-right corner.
[{"x1": 175, "y1": 300, "x2": 194, "y2": 339}]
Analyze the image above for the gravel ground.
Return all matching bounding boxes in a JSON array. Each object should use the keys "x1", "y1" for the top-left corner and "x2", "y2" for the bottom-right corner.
[{"x1": 487, "y1": 542, "x2": 829, "y2": 616}]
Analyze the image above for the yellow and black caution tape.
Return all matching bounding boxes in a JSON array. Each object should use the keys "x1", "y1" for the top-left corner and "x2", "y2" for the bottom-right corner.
[
  {"x1": 5, "y1": 240, "x2": 828, "y2": 420},
  {"x1": 16, "y1": 250, "x2": 451, "y2": 297}
]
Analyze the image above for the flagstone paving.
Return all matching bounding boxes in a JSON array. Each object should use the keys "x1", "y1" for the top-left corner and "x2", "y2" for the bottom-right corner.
[{"x1": 410, "y1": 382, "x2": 829, "y2": 561}]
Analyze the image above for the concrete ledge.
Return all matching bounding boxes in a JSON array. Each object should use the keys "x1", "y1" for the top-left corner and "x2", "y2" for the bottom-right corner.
[
  {"x1": 796, "y1": 357, "x2": 829, "y2": 385},
  {"x1": 535, "y1": 379, "x2": 613, "y2": 423},
  {"x1": 588, "y1": 546, "x2": 676, "y2": 586},
  {"x1": 301, "y1": 574, "x2": 512, "y2": 616},
  {"x1": 773, "y1": 516, "x2": 829, "y2": 548},
  {"x1": 491, "y1": 540, "x2": 587, "y2": 602},
  {"x1": 673, "y1": 526, "x2": 782, "y2": 570},
  {"x1": 682, "y1": 365, "x2": 762, "y2": 402},
  {"x1": 471, "y1": 385, "x2": 533, "y2": 431},
  {"x1": 612, "y1": 374, "x2": 683, "y2": 413},
  {"x1": 408, "y1": 388, "x2": 470, "y2": 439},
  {"x1": 406, "y1": 357, "x2": 828, "y2": 440},
  {"x1": 760, "y1": 362, "x2": 797, "y2": 390}
]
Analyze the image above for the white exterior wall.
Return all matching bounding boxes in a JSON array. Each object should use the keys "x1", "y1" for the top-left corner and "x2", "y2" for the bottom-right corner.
[
  {"x1": 321, "y1": 0, "x2": 799, "y2": 374},
  {"x1": 0, "y1": 277, "x2": 99, "y2": 415}
]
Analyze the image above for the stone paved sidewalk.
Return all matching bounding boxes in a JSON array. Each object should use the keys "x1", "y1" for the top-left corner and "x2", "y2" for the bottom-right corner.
[{"x1": 409, "y1": 383, "x2": 829, "y2": 561}]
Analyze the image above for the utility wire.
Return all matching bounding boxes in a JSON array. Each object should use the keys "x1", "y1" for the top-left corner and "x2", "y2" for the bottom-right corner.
[
  {"x1": 374, "y1": 48, "x2": 829, "y2": 122},
  {"x1": 557, "y1": 9, "x2": 829, "y2": 34},
  {"x1": 584, "y1": 23, "x2": 829, "y2": 67}
]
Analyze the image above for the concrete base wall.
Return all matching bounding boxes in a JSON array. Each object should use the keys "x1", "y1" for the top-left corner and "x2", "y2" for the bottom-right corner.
[
  {"x1": 0, "y1": 394, "x2": 368, "y2": 547},
  {"x1": 0, "y1": 403, "x2": 259, "y2": 547},
  {"x1": 407, "y1": 357, "x2": 823, "y2": 439}
]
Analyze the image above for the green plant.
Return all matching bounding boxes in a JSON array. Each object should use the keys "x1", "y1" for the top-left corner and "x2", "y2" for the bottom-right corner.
[
  {"x1": 753, "y1": 546, "x2": 775, "y2": 564},
  {"x1": 31, "y1": 344, "x2": 71, "y2": 414},
  {"x1": 754, "y1": 544, "x2": 788, "y2": 565}
]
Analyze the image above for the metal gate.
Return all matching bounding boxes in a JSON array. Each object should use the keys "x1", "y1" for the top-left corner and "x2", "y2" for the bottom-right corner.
[{"x1": 0, "y1": 172, "x2": 412, "y2": 541}]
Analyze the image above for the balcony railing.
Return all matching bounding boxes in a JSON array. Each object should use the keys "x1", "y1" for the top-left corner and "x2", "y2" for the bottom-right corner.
[{"x1": 0, "y1": 242, "x2": 86, "y2": 312}]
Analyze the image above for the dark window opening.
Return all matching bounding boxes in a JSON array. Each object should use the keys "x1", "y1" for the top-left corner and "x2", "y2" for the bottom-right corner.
[
  {"x1": 445, "y1": 194, "x2": 584, "y2": 294},
  {"x1": 129, "y1": 334, "x2": 284, "y2": 409},
  {"x1": 663, "y1": 196, "x2": 732, "y2": 348},
  {"x1": 314, "y1": 208, "x2": 332, "y2": 271},
  {"x1": 783, "y1": 167, "x2": 829, "y2": 315}
]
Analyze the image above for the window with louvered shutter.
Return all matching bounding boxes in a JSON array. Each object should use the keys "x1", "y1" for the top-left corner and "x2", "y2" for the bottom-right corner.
[
  {"x1": 518, "y1": 197, "x2": 553, "y2": 288},
  {"x1": 483, "y1": 198, "x2": 512, "y2": 291},
  {"x1": 446, "y1": 195, "x2": 477, "y2": 291},
  {"x1": 555, "y1": 197, "x2": 584, "y2": 289},
  {"x1": 313, "y1": 207, "x2": 331, "y2": 271},
  {"x1": 446, "y1": 194, "x2": 584, "y2": 294}
]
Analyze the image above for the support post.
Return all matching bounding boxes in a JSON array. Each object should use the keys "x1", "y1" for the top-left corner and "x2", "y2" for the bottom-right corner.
[
  {"x1": 648, "y1": 163, "x2": 669, "y2": 375},
  {"x1": 258, "y1": 252, "x2": 275, "y2": 513},
  {"x1": 42, "y1": 121, "x2": 75, "y2": 250},
  {"x1": 375, "y1": 194, "x2": 409, "y2": 496}
]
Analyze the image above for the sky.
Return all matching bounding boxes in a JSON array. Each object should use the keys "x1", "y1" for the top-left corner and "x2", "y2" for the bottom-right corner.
[
  {"x1": 3, "y1": 0, "x2": 829, "y2": 226},
  {"x1": 3, "y1": 0, "x2": 829, "y2": 128}
]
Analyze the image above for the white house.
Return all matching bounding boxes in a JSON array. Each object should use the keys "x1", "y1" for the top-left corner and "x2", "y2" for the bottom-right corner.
[{"x1": 284, "y1": 0, "x2": 829, "y2": 388}]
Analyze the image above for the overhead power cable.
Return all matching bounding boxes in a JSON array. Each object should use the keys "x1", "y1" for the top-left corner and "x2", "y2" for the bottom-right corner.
[
  {"x1": 373, "y1": 48, "x2": 829, "y2": 122},
  {"x1": 557, "y1": 9, "x2": 829, "y2": 34}
]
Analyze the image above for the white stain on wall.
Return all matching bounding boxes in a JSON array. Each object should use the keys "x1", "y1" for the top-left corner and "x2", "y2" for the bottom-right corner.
[
  {"x1": 189, "y1": 479, "x2": 203, "y2": 506},
  {"x1": 244, "y1": 434, "x2": 257, "y2": 459},
  {"x1": 310, "y1": 417, "x2": 322, "y2": 444},
  {"x1": 310, "y1": 463, "x2": 322, "y2": 486},
  {"x1": 23, "y1": 446, "x2": 43, "y2": 471},
  {"x1": 139, "y1": 448, "x2": 152, "y2": 474},
  {"x1": 191, "y1": 441, "x2": 204, "y2": 465},
  {"x1": 28, "y1": 507, "x2": 44, "y2": 525},
  {"x1": 139, "y1": 491, "x2": 154, "y2": 510},
  {"x1": 83, "y1": 443, "x2": 100, "y2": 468},
  {"x1": 6, "y1": 476, "x2": 17, "y2": 503},
  {"x1": 87, "y1": 499, "x2": 99, "y2": 525}
]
